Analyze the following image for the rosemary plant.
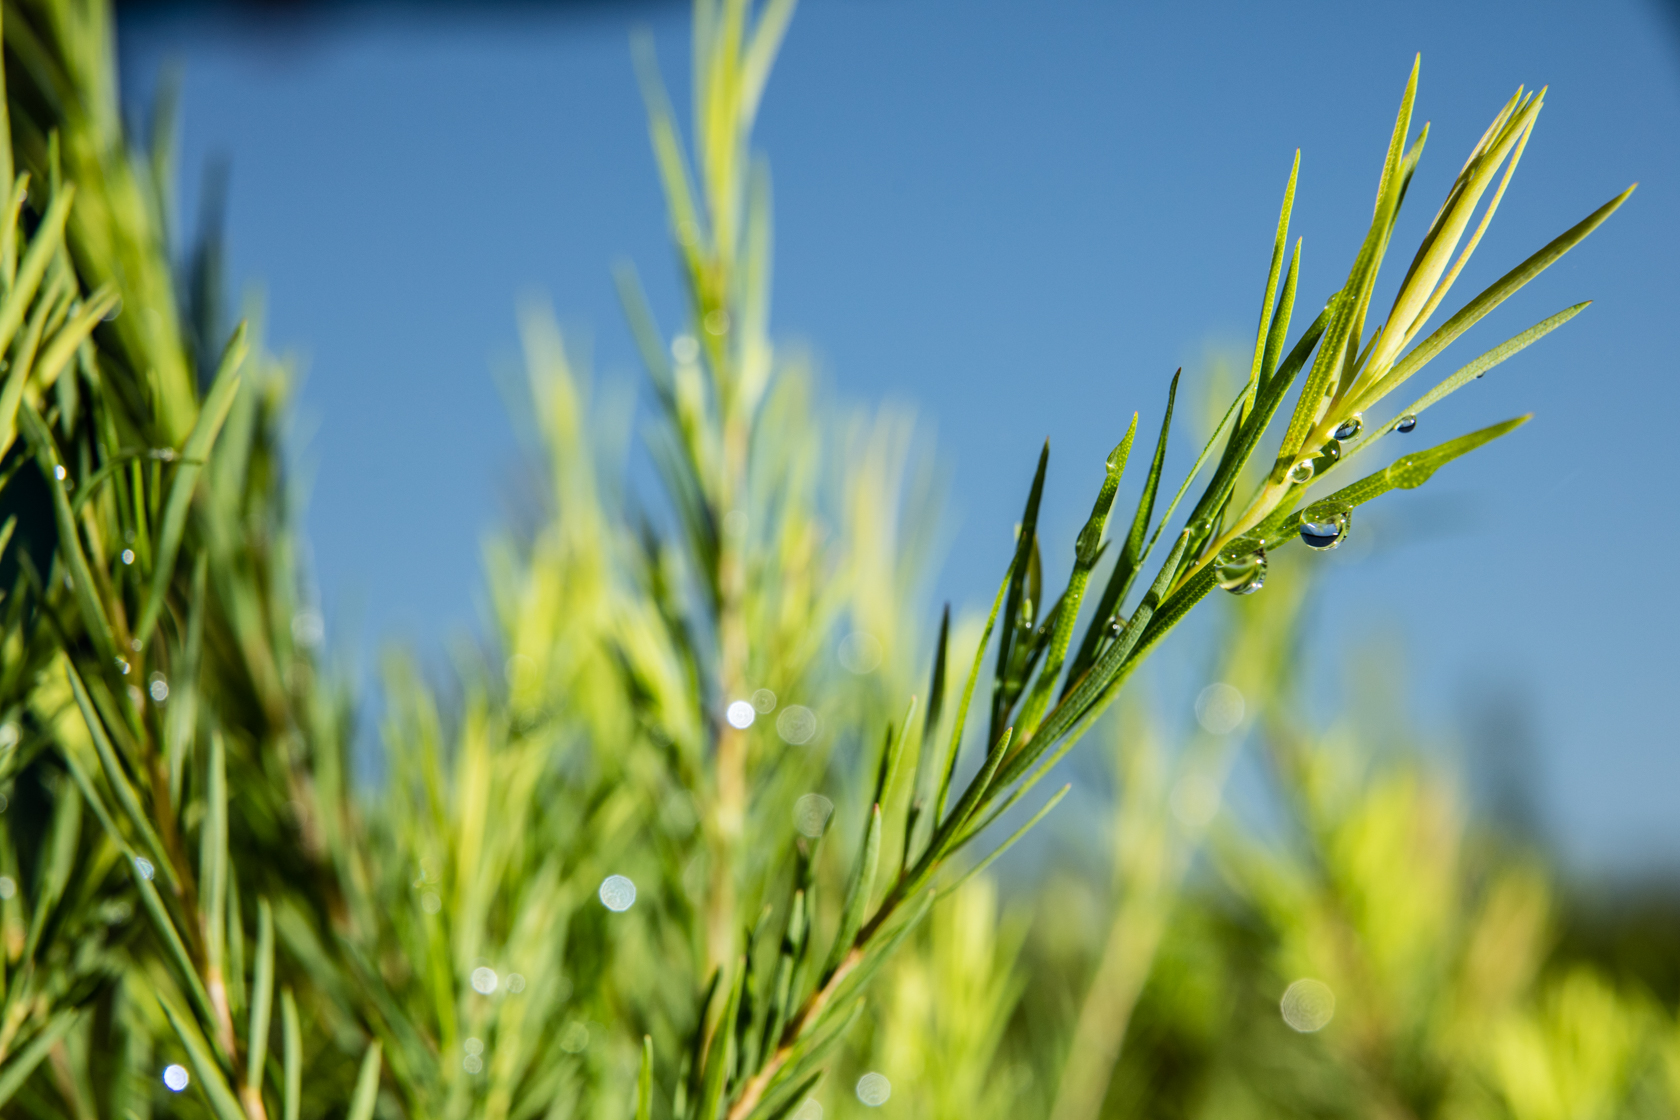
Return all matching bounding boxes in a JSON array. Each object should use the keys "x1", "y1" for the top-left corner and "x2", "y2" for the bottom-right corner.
[{"x1": 0, "y1": 0, "x2": 1638, "y2": 1117}]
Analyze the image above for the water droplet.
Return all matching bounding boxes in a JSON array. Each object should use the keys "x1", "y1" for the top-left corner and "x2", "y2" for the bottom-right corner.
[
  {"x1": 793, "y1": 793, "x2": 834, "y2": 838},
  {"x1": 751, "y1": 688, "x2": 777, "y2": 713},
  {"x1": 839, "y1": 632, "x2": 882, "y2": 674},
  {"x1": 53, "y1": 465, "x2": 66, "y2": 481},
  {"x1": 162, "y1": 1064, "x2": 190, "y2": 1092},
  {"x1": 1281, "y1": 978, "x2": 1336, "y2": 1032},
  {"x1": 599, "y1": 874, "x2": 637, "y2": 912},
  {"x1": 134, "y1": 857, "x2": 155, "y2": 882},
  {"x1": 121, "y1": 549, "x2": 135, "y2": 565},
  {"x1": 1298, "y1": 507, "x2": 1351, "y2": 551},
  {"x1": 1332, "y1": 414, "x2": 1363, "y2": 441},
  {"x1": 1396, "y1": 414, "x2": 1417, "y2": 434},
  {"x1": 725, "y1": 700, "x2": 756, "y2": 729},
  {"x1": 464, "y1": 1037, "x2": 484, "y2": 1056},
  {"x1": 463, "y1": 1054, "x2": 483, "y2": 1075},
  {"x1": 1288, "y1": 459, "x2": 1315, "y2": 485},
  {"x1": 130, "y1": 638, "x2": 142, "y2": 652},
  {"x1": 471, "y1": 967, "x2": 498, "y2": 994},
  {"x1": 291, "y1": 610, "x2": 325, "y2": 647},
  {"x1": 149, "y1": 675, "x2": 169, "y2": 703},
  {"x1": 1106, "y1": 615, "x2": 1124, "y2": 636},
  {"x1": 776, "y1": 705, "x2": 818, "y2": 745},
  {"x1": 1214, "y1": 544, "x2": 1266, "y2": 596},
  {"x1": 1320, "y1": 439, "x2": 1342, "y2": 463},
  {"x1": 115, "y1": 657, "x2": 131, "y2": 675},
  {"x1": 558, "y1": 1021, "x2": 590, "y2": 1053},
  {"x1": 103, "y1": 299, "x2": 123, "y2": 322},
  {"x1": 856, "y1": 1072, "x2": 892, "y2": 1107},
  {"x1": 1194, "y1": 683, "x2": 1245, "y2": 735},
  {"x1": 1170, "y1": 773, "x2": 1220, "y2": 828}
]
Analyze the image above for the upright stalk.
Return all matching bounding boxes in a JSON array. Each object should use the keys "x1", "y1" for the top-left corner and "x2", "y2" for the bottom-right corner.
[{"x1": 708, "y1": 401, "x2": 752, "y2": 977}]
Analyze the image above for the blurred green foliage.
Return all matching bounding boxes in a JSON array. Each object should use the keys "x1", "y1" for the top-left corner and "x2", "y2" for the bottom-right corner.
[{"x1": 0, "y1": 1, "x2": 1662, "y2": 1119}]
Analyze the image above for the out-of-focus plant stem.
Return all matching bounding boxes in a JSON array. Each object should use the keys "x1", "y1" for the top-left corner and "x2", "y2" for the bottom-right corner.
[{"x1": 709, "y1": 404, "x2": 751, "y2": 979}]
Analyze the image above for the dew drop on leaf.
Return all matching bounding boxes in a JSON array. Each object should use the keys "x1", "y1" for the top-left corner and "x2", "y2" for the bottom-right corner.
[
  {"x1": 1288, "y1": 460, "x2": 1315, "y2": 485},
  {"x1": 1214, "y1": 545, "x2": 1266, "y2": 595},
  {"x1": 1396, "y1": 414, "x2": 1417, "y2": 433},
  {"x1": 1333, "y1": 414, "x2": 1362, "y2": 441},
  {"x1": 1299, "y1": 507, "x2": 1351, "y2": 551}
]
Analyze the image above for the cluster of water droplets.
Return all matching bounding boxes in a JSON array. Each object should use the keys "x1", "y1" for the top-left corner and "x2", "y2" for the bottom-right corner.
[{"x1": 1291, "y1": 414, "x2": 1366, "y2": 486}]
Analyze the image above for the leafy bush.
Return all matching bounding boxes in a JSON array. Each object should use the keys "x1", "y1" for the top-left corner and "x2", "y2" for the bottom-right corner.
[{"x1": 0, "y1": 1, "x2": 1655, "y2": 1118}]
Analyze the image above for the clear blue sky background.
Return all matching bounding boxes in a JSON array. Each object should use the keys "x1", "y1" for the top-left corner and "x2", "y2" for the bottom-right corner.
[{"x1": 116, "y1": 0, "x2": 1679, "y2": 877}]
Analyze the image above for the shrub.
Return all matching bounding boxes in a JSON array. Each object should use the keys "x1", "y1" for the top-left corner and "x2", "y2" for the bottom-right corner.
[{"x1": 0, "y1": 1, "x2": 1637, "y2": 1117}]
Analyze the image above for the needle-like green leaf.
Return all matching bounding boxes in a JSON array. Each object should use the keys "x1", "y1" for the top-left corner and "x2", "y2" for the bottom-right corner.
[
  {"x1": 822, "y1": 804, "x2": 881, "y2": 979},
  {"x1": 933, "y1": 566, "x2": 1013, "y2": 826},
  {"x1": 1352, "y1": 184, "x2": 1633, "y2": 418},
  {"x1": 281, "y1": 989, "x2": 302, "y2": 1120},
  {"x1": 698, "y1": 960, "x2": 746, "y2": 1120},
  {"x1": 63, "y1": 661, "x2": 174, "y2": 884},
  {"x1": 1280, "y1": 63, "x2": 1419, "y2": 465},
  {"x1": 1000, "y1": 530, "x2": 1191, "y2": 791},
  {"x1": 873, "y1": 697, "x2": 916, "y2": 810},
  {"x1": 16, "y1": 403, "x2": 117, "y2": 661},
  {"x1": 1017, "y1": 419, "x2": 1136, "y2": 740},
  {"x1": 0, "y1": 1010, "x2": 80, "y2": 1109},
  {"x1": 990, "y1": 441, "x2": 1049, "y2": 745},
  {"x1": 947, "y1": 782, "x2": 1071, "y2": 893},
  {"x1": 247, "y1": 899, "x2": 275, "y2": 1098},
  {"x1": 1286, "y1": 414, "x2": 1530, "y2": 522},
  {"x1": 156, "y1": 992, "x2": 247, "y2": 1120},
  {"x1": 0, "y1": 182, "x2": 72, "y2": 356},
  {"x1": 1068, "y1": 374, "x2": 1180, "y2": 691},
  {"x1": 1344, "y1": 303, "x2": 1586, "y2": 466},
  {"x1": 902, "y1": 605, "x2": 950, "y2": 871},
  {"x1": 1245, "y1": 152, "x2": 1300, "y2": 422},
  {"x1": 638, "y1": 1035, "x2": 656, "y2": 1120},
  {"x1": 347, "y1": 1039, "x2": 383, "y2": 1120},
  {"x1": 136, "y1": 321, "x2": 248, "y2": 644},
  {"x1": 1142, "y1": 387, "x2": 1245, "y2": 568}
]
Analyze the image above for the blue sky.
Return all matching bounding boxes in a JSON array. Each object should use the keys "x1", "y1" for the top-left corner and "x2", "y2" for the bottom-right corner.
[{"x1": 117, "y1": 0, "x2": 1680, "y2": 875}]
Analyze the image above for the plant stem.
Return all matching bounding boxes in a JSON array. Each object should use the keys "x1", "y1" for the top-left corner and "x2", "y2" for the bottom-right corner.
[{"x1": 707, "y1": 393, "x2": 752, "y2": 977}]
